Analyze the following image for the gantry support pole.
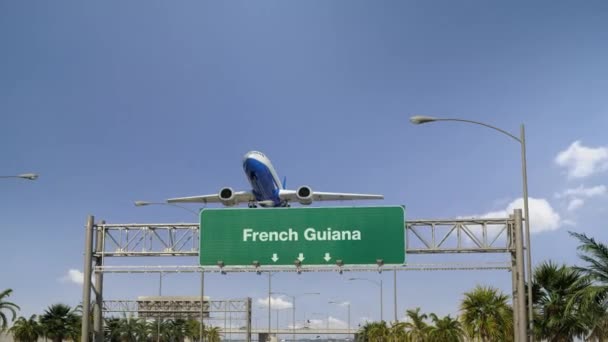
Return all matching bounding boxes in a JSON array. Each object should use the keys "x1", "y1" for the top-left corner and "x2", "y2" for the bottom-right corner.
[
  {"x1": 510, "y1": 214, "x2": 519, "y2": 342},
  {"x1": 246, "y1": 297, "x2": 252, "y2": 342},
  {"x1": 93, "y1": 220, "x2": 105, "y2": 341},
  {"x1": 514, "y1": 209, "x2": 527, "y2": 342},
  {"x1": 200, "y1": 270, "x2": 205, "y2": 342},
  {"x1": 393, "y1": 268, "x2": 398, "y2": 323},
  {"x1": 81, "y1": 215, "x2": 95, "y2": 342}
]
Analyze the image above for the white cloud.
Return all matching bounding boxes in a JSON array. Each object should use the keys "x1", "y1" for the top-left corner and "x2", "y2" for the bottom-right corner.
[
  {"x1": 302, "y1": 318, "x2": 325, "y2": 329},
  {"x1": 256, "y1": 296, "x2": 293, "y2": 310},
  {"x1": 327, "y1": 316, "x2": 348, "y2": 329},
  {"x1": 556, "y1": 185, "x2": 607, "y2": 198},
  {"x1": 555, "y1": 185, "x2": 606, "y2": 211},
  {"x1": 468, "y1": 197, "x2": 561, "y2": 233},
  {"x1": 60, "y1": 269, "x2": 84, "y2": 285},
  {"x1": 555, "y1": 141, "x2": 608, "y2": 179},
  {"x1": 567, "y1": 198, "x2": 585, "y2": 211},
  {"x1": 359, "y1": 316, "x2": 373, "y2": 323},
  {"x1": 287, "y1": 322, "x2": 305, "y2": 329}
]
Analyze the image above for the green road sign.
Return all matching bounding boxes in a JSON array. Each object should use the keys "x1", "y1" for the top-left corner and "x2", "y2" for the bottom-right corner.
[{"x1": 199, "y1": 206, "x2": 405, "y2": 267}]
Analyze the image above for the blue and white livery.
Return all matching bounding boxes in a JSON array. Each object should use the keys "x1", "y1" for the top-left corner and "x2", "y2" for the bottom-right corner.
[{"x1": 167, "y1": 151, "x2": 384, "y2": 208}]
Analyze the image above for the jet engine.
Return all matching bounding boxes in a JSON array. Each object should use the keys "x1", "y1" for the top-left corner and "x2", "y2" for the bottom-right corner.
[
  {"x1": 218, "y1": 187, "x2": 237, "y2": 206},
  {"x1": 296, "y1": 186, "x2": 313, "y2": 205}
]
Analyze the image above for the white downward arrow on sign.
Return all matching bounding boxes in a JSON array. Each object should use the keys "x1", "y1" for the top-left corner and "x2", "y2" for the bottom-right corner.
[
  {"x1": 271, "y1": 253, "x2": 279, "y2": 262},
  {"x1": 297, "y1": 253, "x2": 305, "y2": 262},
  {"x1": 324, "y1": 253, "x2": 331, "y2": 262}
]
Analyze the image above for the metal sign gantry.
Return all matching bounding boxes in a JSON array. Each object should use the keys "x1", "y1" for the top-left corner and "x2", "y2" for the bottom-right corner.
[{"x1": 81, "y1": 209, "x2": 528, "y2": 342}]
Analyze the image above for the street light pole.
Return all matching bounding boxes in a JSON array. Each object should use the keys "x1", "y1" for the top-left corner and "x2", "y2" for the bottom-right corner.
[
  {"x1": 347, "y1": 302, "x2": 351, "y2": 336},
  {"x1": 276, "y1": 309, "x2": 279, "y2": 336},
  {"x1": 348, "y1": 278, "x2": 383, "y2": 322},
  {"x1": 410, "y1": 115, "x2": 533, "y2": 340},
  {"x1": 519, "y1": 124, "x2": 533, "y2": 339}
]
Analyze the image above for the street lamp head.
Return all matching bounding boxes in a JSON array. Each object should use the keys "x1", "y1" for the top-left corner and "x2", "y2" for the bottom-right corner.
[
  {"x1": 409, "y1": 115, "x2": 438, "y2": 125},
  {"x1": 134, "y1": 201, "x2": 151, "y2": 207},
  {"x1": 17, "y1": 173, "x2": 38, "y2": 180}
]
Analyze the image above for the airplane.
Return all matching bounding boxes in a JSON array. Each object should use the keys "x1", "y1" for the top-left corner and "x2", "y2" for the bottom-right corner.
[{"x1": 167, "y1": 151, "x2": 384, "y2": 208}]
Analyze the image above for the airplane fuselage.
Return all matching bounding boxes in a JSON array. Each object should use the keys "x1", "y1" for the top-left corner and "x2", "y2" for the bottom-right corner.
[{"x1": 242, "y1": 151, "x2": 284, "y2": 207}]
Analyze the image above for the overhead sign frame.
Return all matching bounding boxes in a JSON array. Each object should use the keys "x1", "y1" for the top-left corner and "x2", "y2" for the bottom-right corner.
[{"x1": 199, "y1": 206, "x2": 406, "y2": 270}]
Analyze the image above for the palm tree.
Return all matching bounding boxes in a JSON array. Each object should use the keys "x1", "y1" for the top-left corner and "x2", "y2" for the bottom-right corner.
[
  {"x1": 118, "y1": 315, "x2": 147, "y2": 341},
  {"x1": 533, "y1": 261, "x2": 591, "y2": 341},
  {"x1": 9, "y1": 315, "x2": 43, "y2": 342},
  {"x1": 570, "y1": 232, "x2": 608, "y2": 284},
  {"x1": 459, "y1": 285, "x2": 512, "y2": 342},
  {"x1": 144, "y1": 319, "x2": 156, "y2": 341},
  {"x1": 365, "y1": 321, "x2": 389, "y2": 342},
  {"x1": 388, "y1": 321, "x2": 409, "y2": 342},
  {"x1": 0, "y1": 289, "x2": 20, "y2": 331},
  {"x1": 587, "y1": 314, "x2": 608, "y2": 342},
  {"x1": 356, "y1": 322, "x2": 374, "y2": 342},
  {"x1": 403, "y1": 307, "x2": 429, "y2": 341},
  {"x1": 206, "y1": 326, "x2": 221, "y2": 342},
  {"x1": 570, "y1": 231, "x2": 608, "y2": 341},
  {"x1": 185, "y1": 319, "x2": 202, "y2": 342},
  {"x1": 105, "y1": 317, "x2": 122, "y2": 342},
  {"x1": 164, "y1": 319, "x2": 187, "y2": 342},
  {"x1": 427, "y1": 314, "x2": 465, "y2": 342},
  {"x1": 357, "y1": 320, "x2": 409, "y2": 342},
  {"x1": 39, "y1": 304, "x2": 80, "y2": 342}
]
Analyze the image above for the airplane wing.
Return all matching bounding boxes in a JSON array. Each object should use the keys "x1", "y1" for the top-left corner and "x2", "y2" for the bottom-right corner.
[
  {"x1": 167, "y1": 190, "x2": 255, "y2": 205},
  {"x1": 279, "y1": 189, "x2": 383, "y2": 204},
  {"x1": 310, "y1": 191, "x2": 384, "y2": 201}
]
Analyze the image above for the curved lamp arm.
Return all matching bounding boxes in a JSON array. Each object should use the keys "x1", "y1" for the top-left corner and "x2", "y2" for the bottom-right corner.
[{"x1": 410, "y1": 115, "x2": 521, "y2": 143}]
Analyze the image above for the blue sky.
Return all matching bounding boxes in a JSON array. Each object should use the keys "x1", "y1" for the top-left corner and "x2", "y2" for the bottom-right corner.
[{"x1": 1, "y1": 0, "x2": 608, "y2": 333}]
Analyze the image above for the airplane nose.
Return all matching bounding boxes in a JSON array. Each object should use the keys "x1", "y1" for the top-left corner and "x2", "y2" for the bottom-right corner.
[
  {"x1": 242, "y1": 151, "x2": 254, "y2": 163},
  {"x1": 242, "y1": 151, "x2": 257, "y2": 170}
]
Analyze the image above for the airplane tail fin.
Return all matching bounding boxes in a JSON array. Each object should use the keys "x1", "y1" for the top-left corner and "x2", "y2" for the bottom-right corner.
[{"x1": 282, "y1": 176, "x2": 287, "y2": 189}]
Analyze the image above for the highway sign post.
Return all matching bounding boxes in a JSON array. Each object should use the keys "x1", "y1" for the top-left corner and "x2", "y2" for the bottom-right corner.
[{"x1": 199, "y1": 206, "x2": 405, "y2": 267}]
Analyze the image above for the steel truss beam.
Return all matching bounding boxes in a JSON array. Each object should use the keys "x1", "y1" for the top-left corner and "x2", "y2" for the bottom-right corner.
[
  {"x1": 99, "y1": 223, "x2": 199, "y2": 257},
  {"x1": 103, "y1": 298, "x2": 250, "y2": 328},
  {"x1": 95, "y1": 262, "x2": 511, "y2": 274},
  {"x1": 94, "y1": 218, "x2": 514, "y2": 259},
  {"x1": 103, "y1": 298, "x2": 247, "y2": 314},
  {"x1": 407, "y1": 218, "x2": 513, "y2": 254}
]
